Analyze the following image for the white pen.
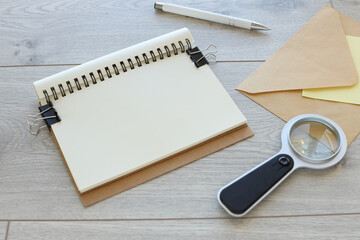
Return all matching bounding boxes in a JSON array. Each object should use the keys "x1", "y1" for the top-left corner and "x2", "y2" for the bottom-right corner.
[{"x1": 154, "y1": 2, "x2": 270, "y2": 30}]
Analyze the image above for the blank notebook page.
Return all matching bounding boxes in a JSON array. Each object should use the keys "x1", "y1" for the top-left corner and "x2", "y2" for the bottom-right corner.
[{"x1": 35, "y1": 29, "x2": 246, "y2": 193}]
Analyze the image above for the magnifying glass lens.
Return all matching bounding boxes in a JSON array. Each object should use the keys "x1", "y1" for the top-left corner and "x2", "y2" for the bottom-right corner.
[{"x1": 289, "y1": 121, "x2": 340, "y2": 161}]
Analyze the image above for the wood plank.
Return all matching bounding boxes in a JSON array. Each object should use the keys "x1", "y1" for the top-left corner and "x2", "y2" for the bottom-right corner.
[
  {"x1": 0, "y1": 222, "x2": 7, "y2": 240},
  {"x1": 7, "y1": 215, "x2": 360, "y2": 240},
  {"x1": 0, "y1": 0, "x2": 331, "y2": 65},
  {"x1": 1, "y1": 62, "x2": 359, "y2": 220}
]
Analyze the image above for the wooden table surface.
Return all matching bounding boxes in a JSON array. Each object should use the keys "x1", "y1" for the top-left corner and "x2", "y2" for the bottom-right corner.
[{"x1": 1, "y1": 0, "x2": 360, "y2": 239}]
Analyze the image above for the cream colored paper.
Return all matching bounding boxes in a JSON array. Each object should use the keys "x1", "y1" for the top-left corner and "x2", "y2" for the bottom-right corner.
[
  {"x1": 79, "y1": 124, "x2": 253, "y2": 207},
  {"x1": 34, "y1": 28, "x2": 247, "y2": 193},
  {"x1": 302, "y1": 35, "x2": 360, "y2": 104}
]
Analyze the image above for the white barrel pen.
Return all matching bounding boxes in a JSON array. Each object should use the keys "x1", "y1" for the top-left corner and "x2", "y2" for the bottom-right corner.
[{"x1": 154, "y1": 2, "x2": 270, "y2": 30}]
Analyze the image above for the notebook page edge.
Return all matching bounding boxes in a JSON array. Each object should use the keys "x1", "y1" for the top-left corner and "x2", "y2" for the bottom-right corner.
[{"x1": 79, "y1": 120, "x2": 247, "y2": 193}]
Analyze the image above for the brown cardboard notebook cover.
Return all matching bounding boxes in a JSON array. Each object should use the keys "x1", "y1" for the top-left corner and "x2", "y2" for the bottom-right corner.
[{"x1": 52, "y1": 124, "x2": 253, "y2": 207}]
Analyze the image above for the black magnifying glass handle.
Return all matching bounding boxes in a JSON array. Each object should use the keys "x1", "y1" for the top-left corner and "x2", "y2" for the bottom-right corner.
[{"x1": 218, "y1": 154, "x2": 294, "y2": 217}]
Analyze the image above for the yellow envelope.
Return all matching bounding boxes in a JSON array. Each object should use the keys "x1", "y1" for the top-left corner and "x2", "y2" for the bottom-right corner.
[
  {"x1": 237, "y1": 5, "x2": 360, "y2": 145},
  {"x1": 303, "y1": 35, "x2": 360, "y2": 105}
]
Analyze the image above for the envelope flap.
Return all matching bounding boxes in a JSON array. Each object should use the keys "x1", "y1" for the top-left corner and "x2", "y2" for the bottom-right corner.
[
  {"x1": 237, "y1": 6, "x2": 358, "y2": 94},
  {"x1": 338, "y1": 8, "x2": 360, "y2": 36}
]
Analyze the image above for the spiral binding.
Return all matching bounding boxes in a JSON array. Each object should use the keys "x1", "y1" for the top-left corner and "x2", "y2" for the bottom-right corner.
[{"x1": 42, "y1": 39, "x2": 192, "y2": 103}]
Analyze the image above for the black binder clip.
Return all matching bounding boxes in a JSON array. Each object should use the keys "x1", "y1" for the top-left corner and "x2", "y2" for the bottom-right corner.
[
  {"x1": 187, "y1": 44, "x2": 217, "y2": 68},
  {"x1": 26, "y1": 101, "x2": 61, "y2": 135}
]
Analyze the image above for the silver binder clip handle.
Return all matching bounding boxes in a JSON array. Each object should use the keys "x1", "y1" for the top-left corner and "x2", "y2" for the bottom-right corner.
[
  {"x1": 188, "y1": 44, "x2": 218, "y2": 55},
  {"x1": 26, "y1": 106, "x2": 52, "y2": 125},
  {"x1": 196, "y1": 53, "x2": 217, "y2": 64},
  {"x1": 26, "y1": 102, "x2": 61, "y2": 135},
  {"x1": 30, "y1": 123, "x2": 44, "y2": 135},
  {"x1": 27, "y1": 116, "x2": 57, "y2": 135},
  {"x1": 206, "y1": 53, "x2": 217, "y2": 64},
  {"x1": 29, "y1": 118, "x2": 47, "y2": 135},
  {"x1": 189, "y1": 44, "x2": 218, "y2": 64}
]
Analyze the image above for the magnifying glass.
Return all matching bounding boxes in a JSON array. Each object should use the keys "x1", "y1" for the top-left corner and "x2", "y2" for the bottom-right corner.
[{"x1": 217, "y1": 114, "x2": 347, "y2": 217}]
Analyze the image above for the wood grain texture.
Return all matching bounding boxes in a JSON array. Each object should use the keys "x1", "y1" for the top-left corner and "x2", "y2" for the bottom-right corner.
[
  {"x1": 7, "y1": 215, "x2": 360, "y2": 240},
  {"x1": 1, "y1": 1, "x2": 360, "y2": 238},
  {"x1": 0, "y1": 222, "x2": 7, "y2": 240},
  {"x1": 1, "y1": 62, "x2": 359, "y2": 220},
  {"x1": 0, "y1": 0, "x2": 332, "y2": 65}
]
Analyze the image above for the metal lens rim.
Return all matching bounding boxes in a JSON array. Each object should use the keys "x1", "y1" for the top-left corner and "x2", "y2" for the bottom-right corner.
[{"x1": 288, "y1": 116, "x2": 341, "y2": 163}]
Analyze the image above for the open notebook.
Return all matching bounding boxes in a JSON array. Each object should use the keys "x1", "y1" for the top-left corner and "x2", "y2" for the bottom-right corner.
[{"x1": 32, "y1": 28, "x2": 250, "y2": 203}]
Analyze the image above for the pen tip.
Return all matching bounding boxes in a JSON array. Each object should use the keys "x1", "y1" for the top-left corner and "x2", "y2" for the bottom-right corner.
[{"x1": 251, "y1": 22, "x2": 271, "y2": 30}]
